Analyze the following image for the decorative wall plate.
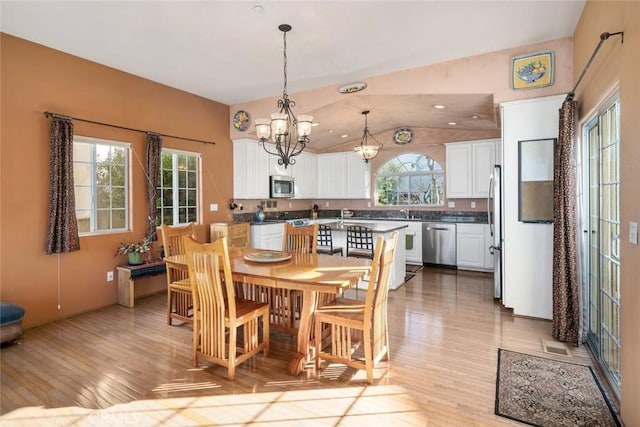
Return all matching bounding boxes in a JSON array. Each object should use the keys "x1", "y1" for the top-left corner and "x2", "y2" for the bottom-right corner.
[
  {"x1": 393, "y1": 128, "x2": 413, "y2": 145},
  {"x1": 338, "y1": 82, "x2": 367, "y2": 94},
  {"x1": 232, "y1": 110, "x2": 251, "y2": 131}
]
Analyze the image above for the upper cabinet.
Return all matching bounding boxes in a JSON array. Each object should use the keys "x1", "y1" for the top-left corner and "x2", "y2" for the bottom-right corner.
[
  {"x1": 445, "y1": 139, "x2": 499, "y2": 198},
  {"x1": 317, "y1": 152, "x2": 370, "y2": 199},
  {"x1": 233, "y1": 138, "x2": 269, "y2": 199},
  {"x1": 234, "y1": 139, "x2": 318, "y2": 199},
  {"x1": 291, "y1": 151, "x2": 317, "y2": 199}
]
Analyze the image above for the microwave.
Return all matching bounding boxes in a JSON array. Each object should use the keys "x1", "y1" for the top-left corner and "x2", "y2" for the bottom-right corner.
[{"x1": 270, "y1": 175, "x2": 295, "y2": 198}]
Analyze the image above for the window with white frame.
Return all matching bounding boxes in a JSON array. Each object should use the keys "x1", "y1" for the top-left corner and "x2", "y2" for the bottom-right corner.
[
  {"x1": 376, "y1": 153, "x2": 444, "y2": 206},
  {"x1": 156, "y1": 149, "x2": 200, "y2": 226},
  {"x1": 73, "y1": 136, "x2": 129, "y2": 234}
]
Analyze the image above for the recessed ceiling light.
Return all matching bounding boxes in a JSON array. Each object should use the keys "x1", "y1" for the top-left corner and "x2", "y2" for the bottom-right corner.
[
  {"x1": 433, "y1": 105, "x2": 446, "y2": 109},
  {"x1": 341, "y1": 134, "x2": 349, "y2": 138},
  {"x1": 328, "y1": 129, "x2": 334, "y2": 133},
  {"x1": 471, "y1": 115, "x2": 480, "y2": 119},
  {"x1": 448, "y1": 122, "x2": 457, "y2": 126},
  {"x1": 253, "y1": 5, "x2": 264, "y2": 12}
]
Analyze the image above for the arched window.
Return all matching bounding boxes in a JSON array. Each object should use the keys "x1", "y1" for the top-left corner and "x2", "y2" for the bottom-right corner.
[{"x1": 376, "y1": 153, "x2": 444, "y2": 206}]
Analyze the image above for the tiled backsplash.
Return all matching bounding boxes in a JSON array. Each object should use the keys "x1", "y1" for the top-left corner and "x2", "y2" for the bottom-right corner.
[{"x1": 234, "y1": 209, "x2": 488, "y2": 224}]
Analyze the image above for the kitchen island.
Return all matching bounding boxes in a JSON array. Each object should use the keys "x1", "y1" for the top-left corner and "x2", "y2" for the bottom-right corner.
[{"x1": 321, "y1": 221, "x2": 407, "y2": 290}]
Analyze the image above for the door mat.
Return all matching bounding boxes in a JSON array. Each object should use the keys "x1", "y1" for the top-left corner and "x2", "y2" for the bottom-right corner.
[
  {"x1": 404, "y1": 264, "x2": 423, "y2": 283},
  {"x1": 495, "y1": 349, "x2": 620, "y2": 427}
]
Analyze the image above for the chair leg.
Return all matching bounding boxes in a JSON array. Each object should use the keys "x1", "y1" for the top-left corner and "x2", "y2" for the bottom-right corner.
[
  {"x1": 192, "y1": 317, "x2": 199, "y2": 366},
  {"x1": 263, "y1": 313, "x2": 270, "y2": 357},
  {"x1": 314, "y1": 318, "x2": 322, "y2": 372},
  {"x1": 363, "y1": 328, "x2": 374, "y2": 384},
  {"x1": 228, "y1": 326, "x2": 237, "y2": 381},
  {"x1": 167, "y1": 289, "x2": 173, "y2": 325}
]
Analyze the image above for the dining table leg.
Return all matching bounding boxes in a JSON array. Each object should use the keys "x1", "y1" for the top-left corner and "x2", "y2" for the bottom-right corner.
[{"x1": 288, "y1": 289, "x2": 317, "y2": 375}]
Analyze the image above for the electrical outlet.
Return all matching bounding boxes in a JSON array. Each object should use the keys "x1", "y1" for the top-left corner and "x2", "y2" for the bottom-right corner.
[
  {"x1": 630, "y1": 221, "x2": 638, "y2": 245},
  {"x1": 209, "y1": 203, "x2": 218, "y2": 212},
  {"x1": 288, "y1": 202, "x2": 292, "y2": 208},
  {"x1": 325, "y1": 202, "x2": 330, "y2": 207},
  {"x1": 448, "y1": 201, "x2": 455, "y2": 208},
  {"x1": 367, "y1": 202, "x2": 371, "y2": 207},
  {"x1": 107, "y1": 271, "x2": 114, "y2": 281},
  {"x1": 471, "y1": 201, "x2": 476, "y2": 208}
]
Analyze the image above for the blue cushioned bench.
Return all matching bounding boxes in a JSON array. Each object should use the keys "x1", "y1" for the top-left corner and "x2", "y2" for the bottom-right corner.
[
  {"x1": 0, "y1": 302, "x2": 25, "y2": 344},
  {"x1": 116, "y1": 260, "x2": 166, "y2": 308}
]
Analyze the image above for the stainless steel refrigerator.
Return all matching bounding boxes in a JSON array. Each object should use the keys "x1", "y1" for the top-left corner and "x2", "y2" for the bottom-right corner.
[{"x1": 488, "y1": 165, "x2": 503, "y2": 299}]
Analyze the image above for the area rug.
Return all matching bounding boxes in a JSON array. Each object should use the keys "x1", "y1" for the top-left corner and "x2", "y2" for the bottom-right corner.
[
  {"x1": 495, "y1": 349, "x2": 620, "y2": 427},
  {"x1": 404, "y1": 264, "x2": 423, "y2": 283}
]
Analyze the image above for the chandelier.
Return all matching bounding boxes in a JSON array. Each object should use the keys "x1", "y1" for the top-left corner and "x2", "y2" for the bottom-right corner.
[
  {"x1": 255, "y1": 24, "x2": 313, "y2": 168},
  {"x1": 353, "y1": 110, "x2": 383, "y2": 163}
]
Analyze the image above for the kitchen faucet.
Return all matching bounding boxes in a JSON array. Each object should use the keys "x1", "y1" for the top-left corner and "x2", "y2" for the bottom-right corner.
[
  {"x1": 340, "y1": 208, "x2": 349, "y2": 225},
  {"x1": 400, "y1": 208, "x2": 409, "y2": 219}
]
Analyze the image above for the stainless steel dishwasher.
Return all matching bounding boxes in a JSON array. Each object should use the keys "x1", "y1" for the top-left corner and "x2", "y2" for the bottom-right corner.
[{"x1": 422, "y1": 223, "x2": 457, "y2": 267}]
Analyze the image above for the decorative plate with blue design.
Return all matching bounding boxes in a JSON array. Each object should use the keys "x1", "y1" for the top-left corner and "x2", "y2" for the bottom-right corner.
[{"x1": 233, "y1": 110, "x2": 251, "y2": 131}]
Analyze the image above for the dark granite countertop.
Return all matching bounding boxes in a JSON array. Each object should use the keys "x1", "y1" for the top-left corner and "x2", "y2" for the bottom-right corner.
[{"x1": 322, "y1": 221, "x2": 408, "y2": 233}]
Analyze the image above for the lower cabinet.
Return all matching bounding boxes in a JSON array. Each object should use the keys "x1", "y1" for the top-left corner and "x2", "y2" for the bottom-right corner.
[
  {"x1": 456, "y1": 223, "x2": 492, "y2": 271},
  {"x1": 404, "y1": 222, "x2": 422, "y2": 264},
  {"x1": 250, "y1": 223, "x2": 284, "y2": 250}
]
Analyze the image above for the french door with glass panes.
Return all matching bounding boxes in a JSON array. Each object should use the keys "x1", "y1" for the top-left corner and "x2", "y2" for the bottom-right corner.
[{"x1": 583, "y1": 97, "x2": 621, "y2": 394}]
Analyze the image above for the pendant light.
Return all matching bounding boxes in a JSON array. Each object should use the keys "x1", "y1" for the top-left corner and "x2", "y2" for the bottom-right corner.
[
  {"x1": 254, "y1": 24, "x2": 313, "y2": 168},
  {"x1": 353, "y1": 110, "x2": 383, "y2": 162}
]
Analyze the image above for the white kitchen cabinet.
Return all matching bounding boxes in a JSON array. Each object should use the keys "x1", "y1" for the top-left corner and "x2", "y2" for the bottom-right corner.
[
  {"x1": 445, "y1": 139, "x2": 498, "y2": 198},
  {"x1": 250, "y1": 223, "x2": 284, "y2": 250},
  {"x1": 233, "y1": 138, "x2": 269, "y2": 199},
  {"x1": 445, "y1": 143, "x2": 472, "y2": 197},
  {"x1": 317, "y1": 153, "x2": 347, "y2": 198},
  {"x1": 291, "y1": 151, "x2": 317, "y2": 199},
  {"x1": 345, "y1": 154, "x2": 371, "y2": 199},
  {"x1": 317, "y1": 152, "x2": 370, "y2": 199},
  {"x1": 456, "y1": 223, "x2": 492, "y2": 271},
  {"x1": 404, "y1": 221, "x2": 422, "y2": 265},
  {"x1": 471, "y1": 141, "x2": 495, "y2": 198}
]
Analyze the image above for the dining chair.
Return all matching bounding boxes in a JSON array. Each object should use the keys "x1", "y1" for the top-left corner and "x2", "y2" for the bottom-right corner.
[
  {"x1": 276, "y1": 223, "x2": 319, "y2": 334},
  {"x1": 346, "y1": 225, "x2": 375, "y2": 259},
  {"x1": 317, "y1": 224, "x2": 344, "y2": 256},
  {"x1": 160, "y1": 223, "x2": 196, "y2": 326},
  {"x1": 314, "y1": 231, "x2": 399, "y2": 384},
  {"x1": 183, "y1": 236, "x2": 269, "y2": 381},
  {"x1": 282, "y1": 223, "x2": 318, "y2": 254}
]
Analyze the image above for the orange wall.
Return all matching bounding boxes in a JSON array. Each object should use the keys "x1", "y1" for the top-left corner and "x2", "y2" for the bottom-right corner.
[
  {"x1": 574, "y1": 2, "x2": 640, "y2": 425},
  {"x1": 0, "y1": 34, "x2": 234, "y2": 327}
]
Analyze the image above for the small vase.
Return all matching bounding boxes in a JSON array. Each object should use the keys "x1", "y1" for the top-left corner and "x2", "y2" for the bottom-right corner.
[
  {"x1": 256, "y1": 208, "x2": 265, "y2": 223},
  {"x1": 128, "y1": 252, "x2": 143, "y2": 265}
]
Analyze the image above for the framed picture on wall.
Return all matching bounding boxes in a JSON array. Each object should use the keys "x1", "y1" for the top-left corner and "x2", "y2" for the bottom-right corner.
[
  {"x1": 511, "y1": 51, "x2": 554, "y2": 90},
  {"x1": 518, "y1": 138, "x2": 556, "y2": 223}
]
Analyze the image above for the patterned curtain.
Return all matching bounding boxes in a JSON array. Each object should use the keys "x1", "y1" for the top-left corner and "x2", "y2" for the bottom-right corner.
[
  {"x1": 145, "y1": 133, "x2": 162, "y2": 241},
  {"x1": 552, "y1": 99, "x2": 580, "y2": 344},
  {"x1": 46, "y1": 117, "x2": 80, "y2": 254}
]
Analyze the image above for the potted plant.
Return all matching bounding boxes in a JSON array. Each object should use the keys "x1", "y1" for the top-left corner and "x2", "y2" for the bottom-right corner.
[{"x1": 115, "y1": 237, "x2": 153, "y2": 265}]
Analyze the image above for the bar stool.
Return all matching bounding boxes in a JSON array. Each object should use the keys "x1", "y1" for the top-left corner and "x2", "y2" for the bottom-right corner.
[
  {"x1": 346, "y1": 225, "x2": 374, "y2": 259},
  {"x1": 317, "y1": 224, "x2": 344, "y2": 256}
]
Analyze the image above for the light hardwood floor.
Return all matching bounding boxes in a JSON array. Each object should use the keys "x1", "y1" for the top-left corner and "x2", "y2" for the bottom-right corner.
[{"x1": 0, "y1": 267, "x2": 609, "y2": 426}]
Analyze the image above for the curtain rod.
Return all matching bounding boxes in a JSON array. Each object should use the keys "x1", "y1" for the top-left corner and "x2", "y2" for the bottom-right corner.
[
  {"x1": 565, "y1": 31, "x2": 624, "y2": 102},
  {"x1": 43, "y1": 112, "x2": 216, "y2": 145}
]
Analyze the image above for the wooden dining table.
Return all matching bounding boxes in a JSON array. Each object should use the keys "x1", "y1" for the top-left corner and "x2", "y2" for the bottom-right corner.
[{"x1": 165, "y1": 246, "x2": 371, "y2": 375}]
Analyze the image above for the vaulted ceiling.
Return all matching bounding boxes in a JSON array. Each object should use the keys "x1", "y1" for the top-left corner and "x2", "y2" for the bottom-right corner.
[{"x1": 2, "y1": 1, "x2": 585, "y2": 150}]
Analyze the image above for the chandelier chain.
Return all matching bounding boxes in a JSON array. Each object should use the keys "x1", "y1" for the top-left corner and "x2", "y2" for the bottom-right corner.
[{"x1": 282, "y1": 29, "x2": 288, "y2": 99}]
